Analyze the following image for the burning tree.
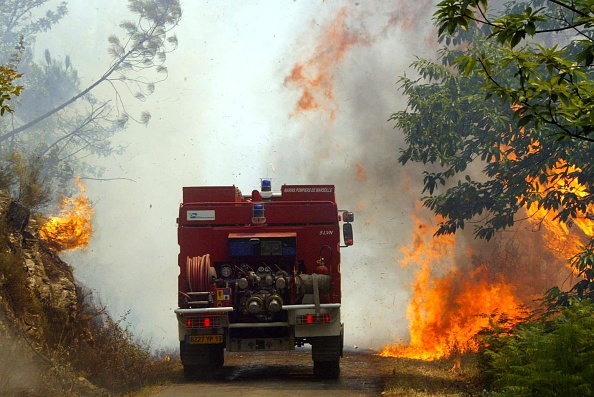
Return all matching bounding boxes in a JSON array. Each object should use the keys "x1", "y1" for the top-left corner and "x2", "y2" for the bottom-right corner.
[{"x1": 394, "y1": 0, "x2": 594, "y2": 304}]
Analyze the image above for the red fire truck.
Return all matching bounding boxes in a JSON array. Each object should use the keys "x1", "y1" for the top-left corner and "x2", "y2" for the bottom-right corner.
[{"x1": 175, "y1": 180, "x2": 354, "y2": 378}]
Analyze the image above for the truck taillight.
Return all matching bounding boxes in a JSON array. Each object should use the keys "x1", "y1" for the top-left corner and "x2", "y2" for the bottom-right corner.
[
  {"x1": 186, "y1": 316, "x2": 221, "y2": 329},
  {"x1": 297, "y1": 313, "x2": 331, "y2": 325}
]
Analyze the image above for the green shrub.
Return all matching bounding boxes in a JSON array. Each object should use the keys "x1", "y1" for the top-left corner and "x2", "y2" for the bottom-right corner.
[{"x1": 484, "y1": 300, "x2": 594, "y2": 396}]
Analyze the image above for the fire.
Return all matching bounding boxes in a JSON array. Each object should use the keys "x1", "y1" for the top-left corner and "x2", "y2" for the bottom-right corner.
[
  {"x1": 39, "y1": 179, "x2": 93, "y2": 252},
  {"x1": 504, "y1": 107, "x2": 593, "y2": 256},
  {"x1": 525, "y1": 160, "x2": 594, "y2": 259},
  {"x1": 381, "y1": 119, "x2": 593, "y2": 361},
  {"x1": 283, "y1": 3, "x2": 436, "y2": 123},
  {"x1": 354, "y1": 162, "x2": 367, "y2": 182},
  {"x1": 284, "y1": 7, "x2": 367, "y2": 122},
  {"x1": 382, "y1": 266, "x2": 523, "y2": 360},
  {"x1": 381, "y1": 216, "x2": 524, "y2": 360}
]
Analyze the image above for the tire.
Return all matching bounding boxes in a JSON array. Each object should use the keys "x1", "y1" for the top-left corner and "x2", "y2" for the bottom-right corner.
[
  {"x1": 182, "y1": 347, "x2": 223, "y2": 380},
  {"x1": 209, "y1": 345, "x2": 224, "y2": 368},
  {"x1": 311, "y1": 334, "x2": 342, "y2": 379},
  {"x1": 183, "y1": 365, "x2": 197, "y2": 380},
  {"x1": 180, "y1": 342, "x2": 225, "y2": 375},
  {"x1": 313, "y1": 359, "x2": 340, "y2": 379}
]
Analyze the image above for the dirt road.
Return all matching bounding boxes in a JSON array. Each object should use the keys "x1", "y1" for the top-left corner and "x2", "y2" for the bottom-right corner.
[
  {"x1": 149, "y1": 349, "x2": 482, "y2": 397},
  {"x1": 150, "y1": 348, "x2": 388, "y2": 397}
]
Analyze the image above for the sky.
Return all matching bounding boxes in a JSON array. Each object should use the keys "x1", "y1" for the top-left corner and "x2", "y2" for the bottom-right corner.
[{"x1": 36, "y1": 0, "x2": 440, "y2": 350}]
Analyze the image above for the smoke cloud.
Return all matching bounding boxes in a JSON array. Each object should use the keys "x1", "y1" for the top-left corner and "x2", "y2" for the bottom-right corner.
[
  {"x1": 34, "y1": 0, "x2": 574, "y2": 354},
  {"x1": 50, "y1": 1, "x2": 441, "y2": 350}
]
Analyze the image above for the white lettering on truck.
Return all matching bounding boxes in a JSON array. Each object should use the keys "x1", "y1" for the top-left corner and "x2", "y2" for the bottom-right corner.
[
  {"x1": 283, "y1": 187, "x2": 334, "y2": 193},
  {"x1": 187, "y1": 210, "x2": 215, "y2": 221}
]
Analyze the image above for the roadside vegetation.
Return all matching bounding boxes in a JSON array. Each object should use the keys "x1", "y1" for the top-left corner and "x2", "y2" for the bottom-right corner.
[
  {"x1": 0, "y1": 161, "x2": 180, "y2": 396},
  {"x1": 392, "y1": 1, "x2": 594, "y2": 395},
  {"x1": 382, "y1": 354, "x2": 484, "y2": 396},
  {"x1": 0, "y1": 248, "x2": 181, "y2": 396},
  {"x1": 0, "y1": 1, "x2": 182, "y2": 394},
  {"x1": 478, "y1": 300, "x2": 594, "y2": 396}
]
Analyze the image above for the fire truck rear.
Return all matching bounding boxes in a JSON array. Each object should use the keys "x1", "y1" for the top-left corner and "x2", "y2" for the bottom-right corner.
[{"x1": 175, "y1": 181, "x2": 354, "y2": 379}]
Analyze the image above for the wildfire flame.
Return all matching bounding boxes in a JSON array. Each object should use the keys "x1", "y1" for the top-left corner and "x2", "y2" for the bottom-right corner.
[
  {"x1": 382, "y1": 119, "x2": 593, "y2": 361},
  {"x1": 283, "y1": 3, "x2": 435, "y2": 123},
  {"x1": 354, "y1": 162, "x2": 367, "y2": 182},
  {"x1": 505, "y1": 109, "x2": 593, "y2": 257},
  {"x1": 284, "y1": 7, "x2": 368, "y2": 122},
  {"x1": 525, "y1": 160, "x2": 594, "y2": 259},
  {"x1": 282, "y1": 9, "x2": 589, "y2": 362},
  {"x1": 381, "y1": 216, "x2": 525, "y2": 360},
  {"x1": 39, "y1": 179, "x2": 93, "y2": 252}
]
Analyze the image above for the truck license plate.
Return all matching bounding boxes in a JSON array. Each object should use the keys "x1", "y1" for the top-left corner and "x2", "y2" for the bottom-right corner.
[{"x1": 189, "y1": 335, "x2": 223, "y2": 344}]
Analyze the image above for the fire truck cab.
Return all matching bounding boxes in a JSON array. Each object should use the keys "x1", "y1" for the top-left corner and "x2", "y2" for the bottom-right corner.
[{"x1": 175, "y1": 181, "x2": 353, "y2": 379}]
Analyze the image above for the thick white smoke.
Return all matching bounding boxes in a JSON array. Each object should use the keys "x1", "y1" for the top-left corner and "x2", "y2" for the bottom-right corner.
[{"x1": 44, "y1": 1, "x2": 440, "y2": 350}]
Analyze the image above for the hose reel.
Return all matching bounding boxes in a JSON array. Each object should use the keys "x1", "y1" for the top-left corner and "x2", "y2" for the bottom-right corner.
[{"x1": 186, "y1": 254, "x2": 216, "y2": 292}]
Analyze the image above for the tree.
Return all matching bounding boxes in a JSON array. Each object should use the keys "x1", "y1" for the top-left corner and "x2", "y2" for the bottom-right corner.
[
  {"x1": 434, "y1": 0, "x2": 594, "y2": 143},
  {"x1": 0, "y1": 66, "x2": 22, "y2": 115},
  {"x1": 394, "y1": 0, "x2": 594, "y2": 302},
  {"x1": 0, "y1": 0, "x2": 181, "y2": 200}
]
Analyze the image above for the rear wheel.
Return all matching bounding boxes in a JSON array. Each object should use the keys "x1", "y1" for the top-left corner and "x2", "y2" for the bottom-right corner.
[
  {"x1": 311, "y1": 334, "x2": 342, "y2": 379},
  {"x1": 183, "y1": 365, "x2": 198, "y2": 380},
  {"x1": 313, "y1": 359, "x2": 340, "y2": 379},
  {"x1": 209, "y1": 345, "x2": 224, "y2": 367},
  {"x1": 180, "y1": 342, "x2": 224, "y2": 379}
]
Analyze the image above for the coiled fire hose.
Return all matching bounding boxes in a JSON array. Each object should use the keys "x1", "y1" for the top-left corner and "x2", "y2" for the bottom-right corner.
[{"x1": 186, "y1": 254, "x2": 211, "y2": 292}]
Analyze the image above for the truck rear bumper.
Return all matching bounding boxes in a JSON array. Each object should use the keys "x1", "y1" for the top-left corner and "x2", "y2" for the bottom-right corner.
[
  {"x1": 176, "y1": 304, "x2": 342, "y2": 345},
  {"x1": 174, "y1": 303, "x2": 339, "y2": 315}
]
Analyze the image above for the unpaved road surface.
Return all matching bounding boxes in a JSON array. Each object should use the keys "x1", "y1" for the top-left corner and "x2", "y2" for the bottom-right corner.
[{"x1": 150, "y1": 349, "x2": 390, "y2": 397}]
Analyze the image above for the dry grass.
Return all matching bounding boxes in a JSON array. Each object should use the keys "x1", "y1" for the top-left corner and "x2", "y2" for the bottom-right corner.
[
  {"x1": 381, "y1": 354, "x2": 486, "y2": 396},
  {"x1": 66, "y1": 291, "x2": 181, "y2": 394}
]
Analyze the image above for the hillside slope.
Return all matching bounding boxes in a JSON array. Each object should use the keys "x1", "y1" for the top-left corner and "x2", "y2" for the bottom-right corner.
[{"x1": 0, "y1": 191, "x2": 108, "y2": 396}]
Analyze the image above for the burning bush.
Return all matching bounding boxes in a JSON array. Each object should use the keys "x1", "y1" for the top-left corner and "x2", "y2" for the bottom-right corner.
[{"x1": 39, "y1": 179, "x2": 93, "y2": 252}]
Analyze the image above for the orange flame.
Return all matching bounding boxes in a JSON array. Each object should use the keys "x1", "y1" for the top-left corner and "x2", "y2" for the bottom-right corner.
[
  {"x1": 354, "y1": 162, "x2": 367, "y2": 182},
  {"x1": 505, "y1": 106, "x2": 592, "y2": 249},
  {"x1": 525, "y1": 160, "x2": 593, "y2": 259},
  {"x1": 284, "y1": 7, "x2": 367, "y2": 122},
  {"x1": 283, "y1": 3, "x2": 436, "y2": 122},
  {"x1": 382, "y1": 117, "x2": 592, "y2": 360},
  {"x1": 381, "y1": 216, "x2": 524, "y2": 360},
  {"x1": 39, "y1": 179, "x2": 93, "y2": 252}
]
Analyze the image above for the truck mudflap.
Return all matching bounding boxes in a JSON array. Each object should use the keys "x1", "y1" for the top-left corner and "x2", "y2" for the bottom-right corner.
[
  {"x1": 311, "y1": 325, "x2": 344, "y2": 379},
  {"x1": 180, "y1": 340, "x2": 225, "y2": 379}
]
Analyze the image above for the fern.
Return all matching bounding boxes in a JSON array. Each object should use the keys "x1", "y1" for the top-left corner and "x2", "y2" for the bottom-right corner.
[{"x1": 486, "y1": 300, "x2": 594, "y2": 396}]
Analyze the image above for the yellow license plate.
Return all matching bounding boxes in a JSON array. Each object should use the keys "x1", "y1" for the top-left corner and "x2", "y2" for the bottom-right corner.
[{"x1": 189, "y1": 335, "x2": 223, "y2": 344}]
